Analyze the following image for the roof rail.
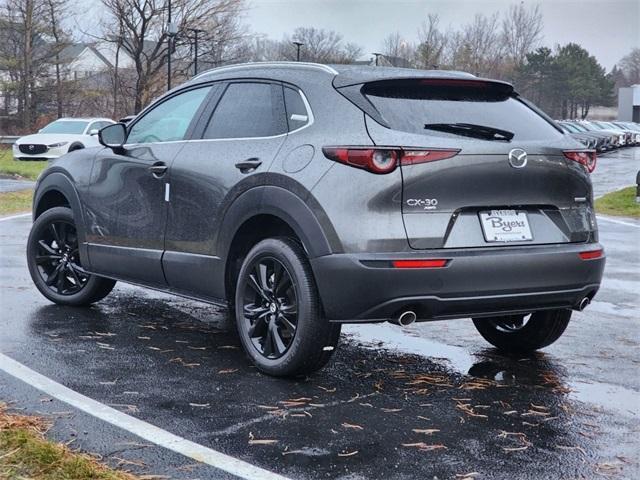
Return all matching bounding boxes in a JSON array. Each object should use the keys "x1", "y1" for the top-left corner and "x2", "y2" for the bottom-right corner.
[{"x1": 192, "y1": 61, "x2": 339, "y2": 80}]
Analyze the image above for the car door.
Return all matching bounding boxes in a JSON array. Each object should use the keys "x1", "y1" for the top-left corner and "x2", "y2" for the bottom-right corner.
[
  {"x1": 163, "y1": 81, "x2": 288, "y2": 300},
  {"x1": 84, "y1": 85, "x2": 213, "y2": 286}
]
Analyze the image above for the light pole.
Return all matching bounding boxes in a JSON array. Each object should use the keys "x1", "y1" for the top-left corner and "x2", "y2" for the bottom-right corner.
[
  {"x1": 188, "y1": 28, "x2": 205, "y2": 75},
  {"x1": 292, "y1": 41, "x2": 304, "y2": 62},
  {"x1": 167, "y1": 0, "x2": 177, "y2": 91},
  {"x1": 372, "y1": 52, "x2": 382, "y2": 66}
]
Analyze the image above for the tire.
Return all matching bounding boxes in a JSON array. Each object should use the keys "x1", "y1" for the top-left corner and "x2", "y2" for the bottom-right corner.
[
  {"x1": 27, "y1": 206, "x2": 116, "y2": 306},
  {"x1": 472, "y1": 309, "x2": 572, "y2": 353},
  {"x1": 234, "y1": 237, "x2": 341, "y2": 377}
]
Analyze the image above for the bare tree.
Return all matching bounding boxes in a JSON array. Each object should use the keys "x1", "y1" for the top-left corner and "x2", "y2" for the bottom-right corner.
[
  {"x1": 100, "y1": 0, "x2": 247, "y2": 113},
  {"x1": 0, "y1": 0, "x2": 53, "y2": 129},
  {"x1": 381, "y1": 32, "x2": 415, "y2": 63},
  {"x1": 501, "y1": 3, "x2": 543, "y2": 67},
  {"x1": 281, "y1": 27, "x2": 362, "y2": 64},
  {"x1": 45, "y1": 0, "x2": 71, "y2": 118},
  {"x1": 415, "y1": 14, "x2": 446, "y2": 69},
  {"x1": 448, "y1": 13, "x2": 503, "y2": 77},
  {"x1": 617, "y1": 48, "x2": 640, "y2": 85}
]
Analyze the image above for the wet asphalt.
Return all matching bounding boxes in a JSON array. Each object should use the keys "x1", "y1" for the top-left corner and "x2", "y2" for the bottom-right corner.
[
  {"x1": 0, "y1": 148, "x2": 638, "y2": 479},
  {"x1": 0, "y1": 175, "x2": 36, "y2": 193}
]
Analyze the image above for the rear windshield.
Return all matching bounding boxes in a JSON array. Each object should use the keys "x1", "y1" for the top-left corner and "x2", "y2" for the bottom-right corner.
[{"x1": 363, "y1": 80, "x2": 562, "y2": 141}]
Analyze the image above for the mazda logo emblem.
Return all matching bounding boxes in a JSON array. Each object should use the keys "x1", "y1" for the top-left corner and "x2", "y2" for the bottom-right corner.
[
  {"x1": 508, "y1": 148, "x2": 527, "y2": 168},
  {"x1": 28, "y1": 144, "x2": 34, "y2": 150}
]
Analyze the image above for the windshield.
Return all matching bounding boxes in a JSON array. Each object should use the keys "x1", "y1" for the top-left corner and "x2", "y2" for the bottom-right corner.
[
  {"x1": 573, "y1": 124, "x2": 590, "y2": 132},
  {"x1": 40, "y1": 120, "x2": 89, "y2": 134},
  {"x1": 561, "y1": 123, "x2": 580, "y2": 133},
  {"x1": 364, "y1": 80, "x2": 562, "y2": 141}
]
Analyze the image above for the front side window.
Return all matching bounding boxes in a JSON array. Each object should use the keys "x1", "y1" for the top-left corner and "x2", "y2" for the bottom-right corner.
[
  {"x1": 128, "y1": 87, "x2": 212, "y2": 144},
  {"x1": 203, "y1": 82, "x2": 286, "y2": 139}
]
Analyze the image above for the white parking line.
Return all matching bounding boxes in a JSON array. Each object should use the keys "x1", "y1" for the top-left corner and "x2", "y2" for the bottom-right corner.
[
  {"x1": 597, "y1": 215, "x2": 640, "y2": 228},
  {"x1": 0, "y1": 352, "x2": 290, "y2": 480},
  {"x1": 0, "y1": 212, "x2": 30, "y2": 222}
]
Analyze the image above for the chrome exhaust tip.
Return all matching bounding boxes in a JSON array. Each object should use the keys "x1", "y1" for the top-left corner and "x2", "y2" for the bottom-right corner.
[
  {"x1": 389, "y1": 310, "x2": 417, "y2": 327},
  {"x1": 576, "y1": 297, "x2": 591, "y2": 311}
]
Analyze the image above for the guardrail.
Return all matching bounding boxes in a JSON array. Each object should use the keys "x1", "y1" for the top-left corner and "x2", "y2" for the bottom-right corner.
[{"x1": 0, "y1": 136, "x2": 19, "y2": 145}]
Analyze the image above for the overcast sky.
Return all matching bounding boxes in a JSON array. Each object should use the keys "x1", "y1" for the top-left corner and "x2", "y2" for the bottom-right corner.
[{"x1": 244, "y1": 0, "x2": 640, "y2": 70}]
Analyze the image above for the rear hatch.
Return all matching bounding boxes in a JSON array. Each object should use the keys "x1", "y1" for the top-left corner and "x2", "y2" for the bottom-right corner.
[{"x1": 342, "y1": 77, "x2": 596, "y2": 249}]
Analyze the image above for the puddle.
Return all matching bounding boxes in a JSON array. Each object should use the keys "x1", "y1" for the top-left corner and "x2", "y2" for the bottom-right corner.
[
  {"x1": 569, "y1": 380, "x2": 640, "y2": 416},
  {"x1": 343, "y1": 323, "x2": 640, "y2": 417},
  {"x1": 343, "y1": 322, "x2": 476, "y2": 372}
]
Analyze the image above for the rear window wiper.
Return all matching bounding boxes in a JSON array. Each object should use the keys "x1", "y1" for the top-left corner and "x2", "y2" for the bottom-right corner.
[{"x1": 424, "y1": 123, "x2": 514, "y2": 141}]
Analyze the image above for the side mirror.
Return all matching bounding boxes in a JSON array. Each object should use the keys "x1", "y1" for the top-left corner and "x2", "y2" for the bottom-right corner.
[
  {"x1": 98, "y1": 123, "x2": 127, "y2": 153},
  {"x1": 89, "y1": 129, "x2": 99, "y2": 136}
]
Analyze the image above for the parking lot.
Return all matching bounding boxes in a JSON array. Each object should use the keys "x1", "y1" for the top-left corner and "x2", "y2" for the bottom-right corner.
[{"x1": 0, "y1": 147, "x2": 638, "y2": 479}]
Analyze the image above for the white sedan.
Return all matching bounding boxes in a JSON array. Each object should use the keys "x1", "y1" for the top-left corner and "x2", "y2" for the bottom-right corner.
[{"x1": 12, "y1": 117, "x2": 115, "y2": 161}]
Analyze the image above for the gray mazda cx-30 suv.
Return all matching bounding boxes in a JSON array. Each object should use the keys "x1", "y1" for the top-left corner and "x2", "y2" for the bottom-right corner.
[{"x1": 27, "y1": 62, "x2": 605, "y2": 376}]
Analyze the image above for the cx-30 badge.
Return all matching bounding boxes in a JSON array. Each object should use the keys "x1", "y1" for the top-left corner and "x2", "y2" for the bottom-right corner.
[{"x1": 508, "y1": 148, "x2": 527, "y2": 169}]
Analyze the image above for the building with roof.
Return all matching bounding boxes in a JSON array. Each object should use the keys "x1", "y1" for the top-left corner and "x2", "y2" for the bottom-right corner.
[{"x1": 618, "y1": 85, "x2": 640, "y2": 122}]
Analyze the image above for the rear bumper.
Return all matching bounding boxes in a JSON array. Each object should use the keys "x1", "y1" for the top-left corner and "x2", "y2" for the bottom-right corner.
[{"x1": 311, "y1": 243, "x2": 605, "y2": 322}]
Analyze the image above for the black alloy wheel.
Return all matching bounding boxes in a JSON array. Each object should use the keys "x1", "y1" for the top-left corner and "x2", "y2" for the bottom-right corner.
[
  {"x1": 472, "y1": 309, "x2": 572, "y2": 353},
  {"x1": 34, "y1": 219, "x2": 88, "y2": 295},
  {"x1": 488, "y1": 314, "x2": 530, "y2": 333},
  {"x1": 27, "y1": 207, "x2": 116, "y2": 306},
  {"x1": 234, "y1": 237, "x2": 341, "y2": 377},
  {"x1": 241, "y1": 256, "x2": 298, "y2": 359}
]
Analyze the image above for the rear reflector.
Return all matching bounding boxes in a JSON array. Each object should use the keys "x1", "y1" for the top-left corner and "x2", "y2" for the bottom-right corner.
[
  {"x1": 322, "y1": 147, "x2": 460, "y2": 174},
  {"x1": 564, "y1": 150, "x2": 596, "y2": 173},
  {"x1": 392, "y1": 259, "x2": 449, "y2": 269},
  {"x1": 579, "y1": 249, "x2": 603, "y2": 260}
]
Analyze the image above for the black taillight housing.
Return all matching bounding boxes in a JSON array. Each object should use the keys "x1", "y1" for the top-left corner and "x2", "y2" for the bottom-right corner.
[{"x1": 322, "y1": 146, "x2": 460, "y2": 174}]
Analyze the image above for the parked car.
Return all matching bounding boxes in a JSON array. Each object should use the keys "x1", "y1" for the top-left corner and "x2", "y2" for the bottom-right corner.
[
  {"x1": 556, "y1": 121, "x2": 600, "y2": 150},
  {"x1": 611, "y1": 121, "x2": 640, "y2": 145},
  {"x1": 557, "y1": 121, "x2": 611, "y2": 152},
  {"x1": 566, "y1": 121, "x2": 618, "y2": 150},
  {"x1": 12, "y1": 117, "x2": 115, "y2": 161},
  {"x1": 591, "y1": 121, "x2": 635, "y2": 146},
  {"x1": 578, "y1": 120, "x2": 627, "y2": 147},
  {"x1": 26, "y1": 63, "x2": 605, "y2": 377}
]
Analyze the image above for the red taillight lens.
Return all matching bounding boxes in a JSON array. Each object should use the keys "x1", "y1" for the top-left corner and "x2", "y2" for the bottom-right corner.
[
  {"x1": 322, "y1": 147, "x2": 397, "y2": 174},
  {"x1": 564, "y1": 150, "x2": 596, "y2": 173},
  {"x1": 579, "y1": 249, "x2": 603, "y2": 260},
  {"x1": 322, "y1": 147, "x2": 459, "y2": 174},
  {"x1": 392, "y1": 259, "x2": 449, "y2": 268},
  {"x1": 399, "y1": 149, "x2": 460, "y2": 165}
]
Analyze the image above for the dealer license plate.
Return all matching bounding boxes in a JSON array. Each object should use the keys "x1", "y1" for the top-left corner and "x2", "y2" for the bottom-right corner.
[{"x1": 479, "y1": 210, "x2": 533, "y2": 242}]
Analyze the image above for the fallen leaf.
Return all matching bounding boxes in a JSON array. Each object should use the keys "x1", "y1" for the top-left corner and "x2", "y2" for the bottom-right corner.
[
  {"x1": 248, "y1": 439, "x2": 278, "y2": 445},
  {"x1": 337, "y1": 450, "x2": 359, "y2": 457},
  {"x1": 341, "y1": 422, "x2": 364, "y2": 430},
  {"x1": 412, "y1": 428, "x2": 440, "y2": 435}
]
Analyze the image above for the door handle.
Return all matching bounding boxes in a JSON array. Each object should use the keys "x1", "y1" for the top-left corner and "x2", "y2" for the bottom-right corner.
[
  {"x1": 235, "y1": 158, "x2": 262, "y2": 173},
  {"x1": 148, "y1": 162, "x2": 168, "y2": 177}
]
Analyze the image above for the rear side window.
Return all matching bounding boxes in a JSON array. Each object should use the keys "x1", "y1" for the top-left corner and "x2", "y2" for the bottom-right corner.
[
  {"x1": 363, "y1": 80, "x2": 562, "y2": 141},
  {"x1": 204, "y1": 82, "x2": 286, "y2": 139},
  {"x1": 284, "y1": 87, "x2": 310, "y2": 131}
]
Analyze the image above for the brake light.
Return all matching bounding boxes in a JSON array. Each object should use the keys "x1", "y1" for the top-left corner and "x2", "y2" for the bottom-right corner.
[
  {"x1": 392, "y1": 259, "x2": 449, "y2": 268},
  {"x1": 400, "y1": 149, "x2": 460, "y2": 165},
  {"x1": 579, "y1": 249, "x2": 603, "y2": 260},
  {"x1": 564, "y1": 150, "x2": 596, "y2": 173},
  {"x1": 322, "y1": 147, "x2": 460, "y2": 174}
]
